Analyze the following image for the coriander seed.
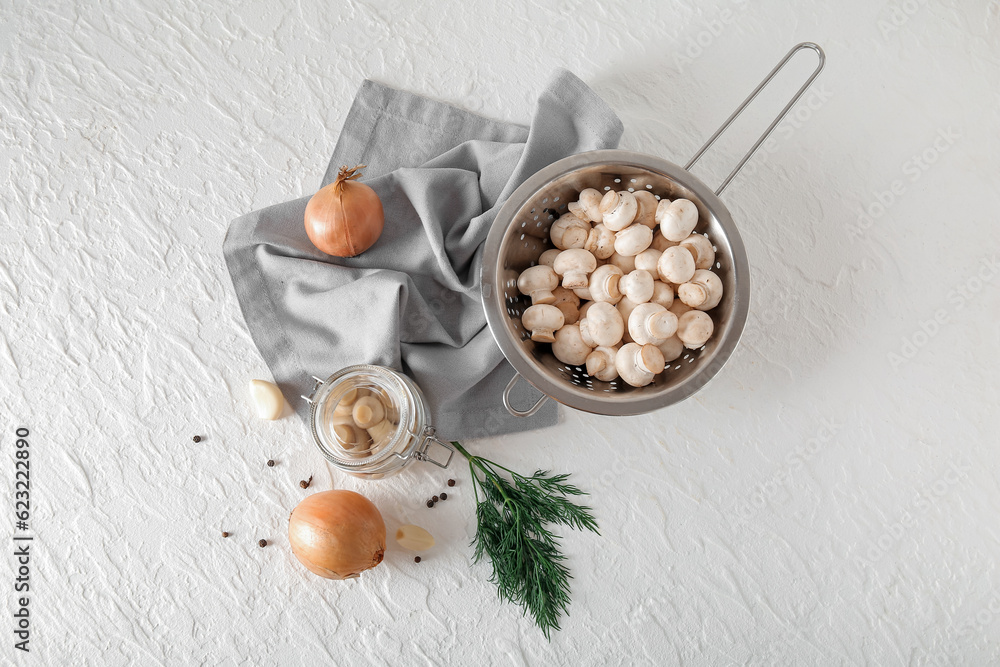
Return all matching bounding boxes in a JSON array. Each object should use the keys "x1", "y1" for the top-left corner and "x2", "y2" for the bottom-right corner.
[
  {"x1": 192, "y1": 435, "x2": 202, "y2": 443},
  {"x1": 299, "y1": 475, "x2": 313, "y2": 489},
  {"x1": 222, "y1": 531, "x2": 229, "y2": 538},
  {"x1": 267, "y1": 459, "x2": 275, "y2": 467}
]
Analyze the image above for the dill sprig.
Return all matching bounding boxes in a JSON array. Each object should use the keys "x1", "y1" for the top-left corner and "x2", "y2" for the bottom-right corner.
[{"x1": 450, "y1": 440, "x2": 600, "y2": 639}]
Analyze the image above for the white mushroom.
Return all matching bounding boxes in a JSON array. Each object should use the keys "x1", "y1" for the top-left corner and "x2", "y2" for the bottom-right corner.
[
  {"x1": 333, "y1": 422, "x2": 370, "y2": 450},
  {"x1": 552, "y1": 249, "x2": 597, "y2": 289},
  {"x1": 550, "y1": 213, "x2": 590, "y2": 250},
  {"x1": 367, "y1": 419, "x2": 397, "y2": 448},
  {"x1": 550, "y1": 286, "x2": 581, "y2": 324},
  {"x1": 676, "y1": 310, "x2": 714, "y2": 349},
  {"x1": 634, "y1": 248, "x2": 661, "y2": 275},
  {"x1": 657, "y1": 335, "x2": 685, "y2": 363},
  {"x1": 650, "y1": 281, "x2": 674, "y2": 309},
  {"x1": 677, "y1": 269, "x2": 723, "y2": 310},
  {"x1": 517, "y1": 265, "x2": 559, "y2": 305},
  {"x1": 573, "y1": 285, "x2": 594, "y2": 301},
  {"x1": 614, "y1": 223, "x2": 653, "y2": 257},
  {"x1": 633, "y1": 190, "x2": 658, "y2": 228},
  {"x1": 570, "y1": 188, "x2": 604, "y2": 223},
  {"x1": 628, "y1": 302, "x2": 679, "y2": 345},
  {"x1": 584, "y1": 223, "x2": 617, "y2": 259},
  {"x1": 585, "y1": 345, "x2": 620, "y2": 382},
  {"x1": 578, "y1": 300, "x2": 596, "y2": 322},
  {"x1": 578, "y1": 302, "x2": 624, "y2": 347},
  {"x1": 552, "y1": 324, "x2": 593, "y2": 366},
  {"x1": 538, "y1": 248, "x2": 562, "y2": 268},
  {"x1": 352, "y1": 396, "x2": 386, "y2": 429},
  {"x1": 615, "y1": 342, "x2": 665, "y2": 387},
  {"x1": 522, "y1": 304, "x2": 565, "y2": 343},
  {"x1": 680, "y1": 233, "x2": 716, "y2": 270},
  {"x1": 618, "y1": 270, "x2": 654, "y2": 304},
  {"x1": 657, "y1": 198, "x2": 699, "y2": 242},
  {"x1": 650, "y1": 234, "x2": 679, "y2": 252},
  {"x1": 588, "y1": 264, "x2": 624, "y2": 304},
  {"x1": 600, "y1": 190, "x2": 638, "y2": 231},
  {"x1": 607, "y1": 252, "x2": 636, "y2": 274},
  {"x1": 333, "y1": 387, "x2": 360, "y2": 417},
  {"x1": 657, "y1": 246, "x2": 696, "y2": 285}
]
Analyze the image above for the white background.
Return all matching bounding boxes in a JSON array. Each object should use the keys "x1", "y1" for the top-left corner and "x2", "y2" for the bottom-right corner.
[{"x1": 2, "y1": 0, "x2": 999, "y2": 664}]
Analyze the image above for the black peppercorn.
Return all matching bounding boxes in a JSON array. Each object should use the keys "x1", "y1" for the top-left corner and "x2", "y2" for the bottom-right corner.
[
  {"x1": 414, "y1": 556, "x2": 421, "y2": 563},
  {"x1": 258, "y1": 539, "x2": 267, "y2": 548},
  {"x1": 432, "y1": 495, "x2": 439, "y2": 503},
  {"x1": 447, "y1": 479, "x2": 456, "y2": 487},
  {"x1": 426, "y1": 499, "x2": 434, "y2": 508},
  {"x1": 299, "y1": 475, "x2": 313, "y2": 489},
  {"x1": 267, "y1": 460, "x2": 275, "y2": 467},
  {"x1": 222, "y1": 531, "x2": 229, "y2": 538},
  {"x1": 192, "y1": 435, "x2": 202, "y2": 443},
  {"x1": 439, "y1": 492, "x2": 447, "y2": 501}
]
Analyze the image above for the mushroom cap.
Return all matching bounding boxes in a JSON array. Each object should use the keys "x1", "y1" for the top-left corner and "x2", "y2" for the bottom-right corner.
[
  {"x1": 517, "y1": 265, "x2": 559, "y2": 304},
  {"x1": 650, "y1": 234, "x2": 679, "y2": 252},
  {"x1": 538, "y1": 248, "x2": 562, "y2": 268},
  {"x1": 550, "y1": 286, "x2": 581, "y2": 324},
  {"x1": 552, "y1": 249, "x2": 598, "y2": 288},
  {"x1": 657, "y1": 335, "x2": 685, "y2": 363},
  {"x1": 676, "y1": 310, "x2": 714, "y2": 349},
  {"x1": 588, "y1": 264, "x2": 624, "y2": 304},
  {"x1": 353, "y1": 396, "x2": 386, "y2": 429},
  {"x1": 668, "y1": 299, "x2": 693, "y2": 320},
  {"x1": 657, "y1": 198, "x2": 699, "y2": 242},
  {"x1": 552, "y1": 324, "x2": 592, "y2": 366},
  {"x1": 584, "y1": 223, "x2": 617, "y2": 259},
  {"x1": 578, "y1": 188, "x2": 604, "y2": 222},
  {"x1": 633, "y1": 190, "x2": 658, "y2": 228},
  {"x1": 550, "y1": 213, "x2": 591, "y2": 250},
  {"x1": 619, "y1": 269, "x2": 655, "y2": 304},
  {"x1": 607, "y1": 252, "x2": 636, "y2": 274},
  {"x1": 677, "y1": 269, "x2": 723, "y2": 311},
  {"x1": 657, "y1": 245, "x2": 696, "y2": 285},
  {"x1": 634, "y1": 248, "x2": 661, "y2": 274},
  {"x1": 650, "y1": 281, "x2": 674, "y2": 309},
  {"x1": 579, "y1": 301, "x2": 624, "y2": 347},
  {"x1": 600, "y1": 190, "x2": 638, "y2": 231},
  {"x1": 585, "y1": 345, "x2": 620, "y2": 382},
  {"x1": 628, "y1": 302, "x2": 678, "y2": 345},
  {"x1": 614, "y1": 223, "x2": 654, "y2": 257},
  {"x1": 680, "y1": 233, "x2": 716, "y2": 270},
  {"x1": 522, "y1": 304, "x2": 565, "y2": 343}
]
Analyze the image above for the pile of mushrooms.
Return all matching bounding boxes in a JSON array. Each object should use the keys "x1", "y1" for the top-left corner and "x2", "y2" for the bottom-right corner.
[
  {"x1": 516, "y1": 188, "x2": 722, "y2": 388},
  {"x1": 330, "y1": 388, "x2": 399, "y2": 457}
]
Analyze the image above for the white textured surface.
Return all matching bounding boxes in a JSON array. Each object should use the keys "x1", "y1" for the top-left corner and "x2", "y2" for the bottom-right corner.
[{"x1": 2, "y1": 0, "x2": 999, "y2": 664}]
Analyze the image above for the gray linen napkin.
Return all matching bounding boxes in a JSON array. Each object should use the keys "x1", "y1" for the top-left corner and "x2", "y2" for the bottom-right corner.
[{"x1": 223, "y1": 69, "x2": 623, "y2": 439}]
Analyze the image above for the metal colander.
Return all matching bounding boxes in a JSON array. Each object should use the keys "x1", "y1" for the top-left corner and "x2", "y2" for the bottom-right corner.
[{"x1": 480, "y1": 43, "x2": 825, "y2": 417}]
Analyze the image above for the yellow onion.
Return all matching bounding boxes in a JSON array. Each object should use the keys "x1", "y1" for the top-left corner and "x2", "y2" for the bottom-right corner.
[
  {"x1": 304, "y1": 164, "x2": 384, "y2": 257},
  {"x1": 288, "y1": 490, "x2": 386, "y2": 580}
]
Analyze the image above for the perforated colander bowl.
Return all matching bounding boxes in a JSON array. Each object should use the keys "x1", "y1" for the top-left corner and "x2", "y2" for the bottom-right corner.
[{"x1": 479, "y1": 43, "x2": 824, "y2": 417}]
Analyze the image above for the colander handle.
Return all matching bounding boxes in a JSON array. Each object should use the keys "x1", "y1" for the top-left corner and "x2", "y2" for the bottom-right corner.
[
  {"x1": 685, "y1": 42, "x2": 826, "y2": 197},
  {"x1": 503, "y1": 372, "x2": 549, "y2": 418}
]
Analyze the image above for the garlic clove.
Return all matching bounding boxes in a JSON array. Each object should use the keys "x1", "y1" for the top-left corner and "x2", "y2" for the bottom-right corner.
[
  {"x1": 395, "y1": 524, "x2": 435, "y2": 551},
  {"x1": 249, "y1": 379, "x2": 286, "y2": 420}
]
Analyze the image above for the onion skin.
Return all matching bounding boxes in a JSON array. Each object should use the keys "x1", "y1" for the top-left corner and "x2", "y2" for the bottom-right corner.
[
  {"x1": 304, "y1": 165, "x2": 385, "y2": 257},
  {"x1": 288, "y1": 490, "x2": 386, "y2": 580}
]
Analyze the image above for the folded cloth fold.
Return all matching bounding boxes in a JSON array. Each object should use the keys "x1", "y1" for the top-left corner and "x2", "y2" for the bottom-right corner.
[{"x1": 223, "y1": 69, "x2": 623, "y2": 440}]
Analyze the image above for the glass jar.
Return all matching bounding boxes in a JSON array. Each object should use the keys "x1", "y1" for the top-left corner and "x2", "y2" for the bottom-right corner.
[{"x1": 304, "y1": 365, "x2": 454, "y2": 480}]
